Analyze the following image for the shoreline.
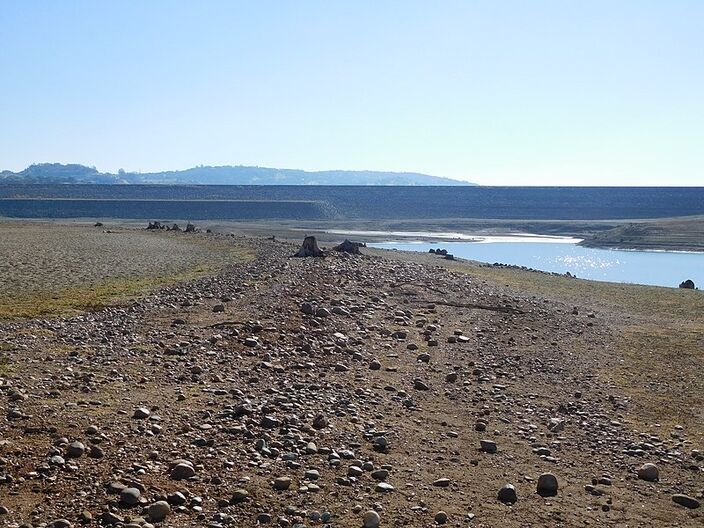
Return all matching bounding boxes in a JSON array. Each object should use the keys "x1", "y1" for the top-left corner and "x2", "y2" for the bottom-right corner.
[{"x1": 1, "y1": 214, "x2": 703, "y2": 253}]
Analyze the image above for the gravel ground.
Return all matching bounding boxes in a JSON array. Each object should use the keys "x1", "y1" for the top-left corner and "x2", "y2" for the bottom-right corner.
[{"x1": 0, "y1": 230, "x2": 701, "y2": 528}]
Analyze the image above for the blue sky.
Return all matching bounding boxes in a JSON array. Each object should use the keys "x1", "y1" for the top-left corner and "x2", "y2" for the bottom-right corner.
[{"x1": 1, "y1": 1, "x2": 701, "y2": 185}]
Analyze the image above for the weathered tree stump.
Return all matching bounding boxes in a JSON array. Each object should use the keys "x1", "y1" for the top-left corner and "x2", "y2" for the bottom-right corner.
[
  {"x1": 679, "y1": 279, "x2": 695, "y2": 289},
  {"x1": 333, "y1": 239, "x2": 363, "y2": 254},
  {"x1": 294, "y1": 236, "x2": 324, "y2": 257}
]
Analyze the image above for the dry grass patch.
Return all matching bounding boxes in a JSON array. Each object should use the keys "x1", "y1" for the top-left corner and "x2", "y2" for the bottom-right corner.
[
  {"x1": 0, "y1": 264, "x2": 220, "y2": 319},
  {"x1": 606, "y1": 323, "x2": 704, "y2": 441},
  {"x1": 0, "y1": 223, "x2": 253, "y2": 319}
]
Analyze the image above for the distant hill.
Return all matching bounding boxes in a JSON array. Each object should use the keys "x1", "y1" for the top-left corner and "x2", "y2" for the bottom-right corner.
[{"x1": 0, "y1": 163, "x2": 473, "y2": 186}]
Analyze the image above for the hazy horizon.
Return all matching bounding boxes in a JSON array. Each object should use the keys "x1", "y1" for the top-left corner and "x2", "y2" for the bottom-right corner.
[{"x1": 1, "y1": 1, "x2": 702, "y2": 186}]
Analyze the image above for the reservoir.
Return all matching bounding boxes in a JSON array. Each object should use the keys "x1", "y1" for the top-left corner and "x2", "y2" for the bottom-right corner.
[{"x1": 369, "y1": 238, "x2": 703, "y2": 288}]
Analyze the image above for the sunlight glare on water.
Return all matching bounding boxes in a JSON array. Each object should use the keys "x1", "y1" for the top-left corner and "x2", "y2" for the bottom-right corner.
[{"x1": 369, "y1": 239, "x2": 703, "y2": 288}]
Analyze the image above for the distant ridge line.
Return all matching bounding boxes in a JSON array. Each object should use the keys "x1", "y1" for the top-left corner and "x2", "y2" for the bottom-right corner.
[{"x1": 0, "y1": 163, "x2": 473, "y2": 186}]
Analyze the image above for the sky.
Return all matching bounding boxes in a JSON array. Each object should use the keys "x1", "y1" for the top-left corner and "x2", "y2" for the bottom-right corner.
[{"x1": 0, "y1": 1, "x2": 702, "y2": 185}]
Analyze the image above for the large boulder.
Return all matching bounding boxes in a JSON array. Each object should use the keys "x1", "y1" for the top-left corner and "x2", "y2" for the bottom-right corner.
[{"x1": 679, "y1": 279, "x2": 695, "y2": 289}]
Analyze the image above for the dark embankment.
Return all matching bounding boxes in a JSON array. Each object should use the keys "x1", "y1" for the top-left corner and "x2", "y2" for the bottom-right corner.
[
  {"x1": 2, "y1": 185, "x2": 704, "y2": 220},
  {"x1": 580, "y1": 215, "x2": 704, "y2": 252},
  {"x1": 0, "y1": 199, "x2": 332, "y2": 220}
]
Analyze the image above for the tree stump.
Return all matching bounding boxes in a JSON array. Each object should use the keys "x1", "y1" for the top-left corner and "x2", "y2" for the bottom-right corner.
[
  {"x1": 333, "y1": 239, "x2": 363, "y2": 254},
  {"x1": 294, "y1": 236, "x2": 324, "y2": 257}
]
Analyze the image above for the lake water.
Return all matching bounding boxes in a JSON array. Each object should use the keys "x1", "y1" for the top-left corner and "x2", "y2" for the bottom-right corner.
[{"x1": 369, "y1": 239, "x2": 703, "y2": 288}]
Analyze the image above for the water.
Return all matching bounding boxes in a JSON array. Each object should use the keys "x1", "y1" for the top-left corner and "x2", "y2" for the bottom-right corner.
[{"x1": 370, "y1": 240, "x2": 703, "y2": 288}]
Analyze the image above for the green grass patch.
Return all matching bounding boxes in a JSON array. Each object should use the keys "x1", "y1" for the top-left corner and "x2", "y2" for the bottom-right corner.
[
  {"x1": 0, "y1": 244, "x2": 253, "y2": 320},
  {"x1": 0, "y1": 354, "x2": 14, "y2": 375}
]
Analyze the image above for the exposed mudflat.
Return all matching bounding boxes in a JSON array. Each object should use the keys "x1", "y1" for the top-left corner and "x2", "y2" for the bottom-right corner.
[{"x1": 0, "y1": 227, "x2": 701, "y2": 528}]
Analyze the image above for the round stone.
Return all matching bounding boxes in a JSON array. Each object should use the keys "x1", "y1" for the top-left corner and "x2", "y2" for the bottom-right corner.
[
  {"x1": 256, "y1": 513, "x2": 272, "y2": 523},
  {"x1": 273, "y1": 476, "x2": 292, "y2": 490},
  {"x1": 498, "y1": 483, "x2": 518, "y2": 504},
  {"x1": 231, "y1": 488, "x2": 249, "y2": 503},
  {"x1": 120, "y1": 487, "x2": 141, "y2": 506},
  {"x1": 363, "y1": 510, "x2": 381, "y2": 528},
  {"x1": 637, "y1": 463, "x2": 659, "y2": 482},
  {"x1": 434, "y1": 511, "x2": 448, "y2": 524},
  {"x1": 375, "y1": 482, "x2": 395, "y2": 492},
  {"x1": 536, "y1": 473, "x2": 559, "y2": 495},
  {"x1": 133, "y1": 407, "x2": 151, "y2": 419},
  {"x1": 66, "y1": 441, "x2": 85, "y2": 458},
  {"x1": 312, "y1": 414, "x2": 328, "y2": 430},
  {"x1": 88, "y1": 446, "x2": 104, "y2": 459},
  {"x1": 170, "y1": 462, "x2": 196, "y2": 480},
  {"x1": 348, "y1": 465, "x2": 364, "y2": 477},
  {"x1": 148, "y1": 501, "x2": 170, "y2": 522}
]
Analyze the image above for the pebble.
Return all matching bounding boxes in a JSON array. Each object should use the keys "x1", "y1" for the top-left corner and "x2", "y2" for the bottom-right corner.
[
  {"x1": 479, "y1": 439, "x2": 497, "y2": 453},
  {"x1": 414, "y1": 379, "x2": 430, "y2": 391},
  {"x1": 133, "y1": 407, "x2": 151, "y2": 419},
  {"x1": 312, "y1": 414, "x2": 328, "y2": 430},
  {"x1": 148, "y1": 501, "x2": 171, "y2": 522},
  {"x1": 256, "y1": 513, "x2": 273, "y2": 523},
  {"x1": 230, "y1": 488, "x2": 250, "y2": 503},
  {"x1": 273, "y1": 476, "x2": 292, "y2": 490},
  {"x1": 434, "y1": 511, "x2": 448, "y2": 524},
  {"x1": 363, "y1": 510, "x2": 381, "y2": 528},
  {"x1": 88, "y1": 445, "x2": 104, "y2": 458},
  {"x1": 66, "y1": 441, "x2": 85, "y2": 458},
  {"x1": 536, "y1": 473, "x2": 559, "y2": 495},
  {"x1": 498, "y1": 483, "x2": 518, "y2": 504},
  {"x1": 170, "y1": 462, "x2": 196, "y2": 480},
  {"x1": 637, "y1": 463, "x2": 659, "y2": 481},
  {"x1": 120, "y1": 487, "x2": 141, "y2": 506},
  {"x1": 672, "y1": 494, "x2": 700, "y2": 509}
]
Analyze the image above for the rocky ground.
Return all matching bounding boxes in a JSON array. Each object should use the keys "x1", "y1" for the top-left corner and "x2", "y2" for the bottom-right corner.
[{"x1": 0, "y1": 233, "x2": 702, "y2": 528}]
